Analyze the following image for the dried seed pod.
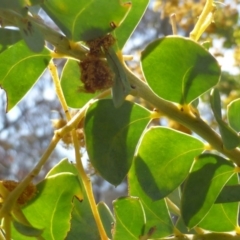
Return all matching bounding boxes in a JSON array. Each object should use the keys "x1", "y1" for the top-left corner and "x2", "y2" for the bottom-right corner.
[
  {"x1": 2, "y1": 180, "x2": 37, "y2": 205},
  {"x1": 79, "y1": 34, "x2": 116, "y2": 93},
  {"x1": 79, "y1": 55, "x2": 114, "y2": 93},
  {"x1": 86, "y1": 34, "x2": 116, "y2": 56}
]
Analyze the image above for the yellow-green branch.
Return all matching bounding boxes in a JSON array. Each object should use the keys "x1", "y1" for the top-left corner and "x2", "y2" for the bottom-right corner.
[
  {"x1": 124, "y1": 65, "x2": 240, "y2": 166},
  {"x1": 49, "y1": 61, "x2": 109, "y2": 240},
  {"x1": 190, "y1": 0, "x2": 215, "y2": 41}
]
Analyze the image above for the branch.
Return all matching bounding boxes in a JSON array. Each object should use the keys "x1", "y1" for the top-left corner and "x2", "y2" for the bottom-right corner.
[
  {"x1": 124, "y1": 65, "x2": 240, "y2": 166},
  {"x1": 0, "y1": 9, "x2": 88, "y2": 60}
]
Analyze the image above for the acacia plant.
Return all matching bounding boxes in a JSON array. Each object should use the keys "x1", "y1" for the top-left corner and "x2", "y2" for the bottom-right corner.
[{"x1": 1, "y1": 0, "x2": 240, "y2": 239}]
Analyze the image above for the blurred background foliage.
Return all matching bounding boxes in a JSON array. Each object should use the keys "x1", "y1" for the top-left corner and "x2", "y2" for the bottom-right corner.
[{"x1": 0, "y1": 0, "x2": 240, "y2": 205}]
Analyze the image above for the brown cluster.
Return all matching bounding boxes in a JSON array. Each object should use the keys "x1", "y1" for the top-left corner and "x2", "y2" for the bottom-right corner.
[
  {"x1": 79, "y1": 34, "x2": 116, "y2": 93},
  {"x1": 2, "y1": 180, "x2": 36, "y2": 205},
  {"x1": 86, "y1": 34, "x2": 116, "y2": 55}
]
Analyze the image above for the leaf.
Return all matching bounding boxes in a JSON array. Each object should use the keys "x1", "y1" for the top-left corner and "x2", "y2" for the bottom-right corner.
[
  {"x1": 198, "y1": 174, "x2": 238, "y2": 232},
  {"x1": 97, "y1": 202, "x2": 115, "y2": 239},
  {"x1": 12, "y1": 173, "x2": 83, "y2": 240},
  {"x1": 84, "y1": 99, "x2": 150, "y2": 186},
  {"x1": 134, "y1": 127, "x2": 204, "y2": 201},
  {"x1": 105, "y1": 47, "x2": 131, "y2": 108},
  {"x1": 210, "y1": 88, "x2": 222, "y2": 118},
  {"x1": 113, "y1": 197, "x2": 145, "y2": 240},
  {"x1": 12, "y1": 219, "x2": 44, "y2": 237},
  {"x1": 114, "y1": 0, "x2": 149, "y2": 49},
  {"x1": 175, "y1": 217, "x2": 196, "y2": 234},
  {"x1": 42, "y1": 0, "x2": 131, "y2": 41},
  {"x1": 141, "y1": 36, "x2": 221, "y2": 104},
  {"x1": 216, "y1": 184, "x2": 240, "y2": 203},
  {"x1": 50, "y1": 160, "x2": 101, "y2": 240},
  {"x1": 66, "y1": 198, "x2": 100, "y2": 240},
  {"x1": 181, "y1": 153, "x2": 235, "y2": 229},
  {"x1": 61, "y1": 59, "x2": 97, "y2": 108},
  {"x1": 0, "y1": 29, "x2": 22, "y2": 53},
  {"x1": 16, "y1": 18, "x2": 45, "y2": 52},
  {"x1": 210, "y1": 88, "x2": 239, "y2": 149},
  {"x1": 46, "y1": 158, "x2": 78, "y2": 177},
  {"x1": 0, "y1": 40, "x2": 51, "y2": 111},
  {"x1": 129, "y1": 163, "x2": 174, "y2": 238},
  {"x1": 228, "y1": 98, "x2": 240, "y2": 133}
]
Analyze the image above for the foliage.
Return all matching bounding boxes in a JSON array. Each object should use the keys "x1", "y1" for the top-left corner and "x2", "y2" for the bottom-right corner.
[{"x1": 0, "y1": 0, "x2": 240, "y2": 240}]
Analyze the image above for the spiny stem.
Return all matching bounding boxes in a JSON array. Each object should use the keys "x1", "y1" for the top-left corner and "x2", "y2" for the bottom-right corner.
[
  {"x1": 72, "y1": 133, "x2": 108, "y2": 240},
  {"x1": 124, "y1": 65, "x2": 240, "y2": 165},
  {"x1": 49, "y1": 61, "x2": 108, "y2": 240}
]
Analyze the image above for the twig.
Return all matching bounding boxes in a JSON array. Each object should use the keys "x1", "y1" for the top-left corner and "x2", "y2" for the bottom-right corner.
[
  {"x1": 190, "y1": 0, "x2": 215, "y2": 41},
  {"x1": 170, "y1": 13, "x2": 177, "y2": 35},
  {"x1": 49, "y1": 61, "x2": 109, "y2": 240},
  {"x1": 124, "y1": 64, "x2": 240, "y2": 165}
]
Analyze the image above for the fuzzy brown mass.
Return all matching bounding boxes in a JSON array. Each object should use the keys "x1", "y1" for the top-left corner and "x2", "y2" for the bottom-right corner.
[{"x1": 79, "y1": 56, "x2": 114, "y2": 93}]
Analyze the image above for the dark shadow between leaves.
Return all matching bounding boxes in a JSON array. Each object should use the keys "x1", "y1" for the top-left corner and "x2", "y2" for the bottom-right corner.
[
  {"x1": 181, "y1": 53, "x2": 220, "y2": 104},
  {"x1": 182, "y1": 156, "x2": 224, "y2": 227},
  {"x1": 135, "y1": 156, "x2": 165, "y2": 201}
]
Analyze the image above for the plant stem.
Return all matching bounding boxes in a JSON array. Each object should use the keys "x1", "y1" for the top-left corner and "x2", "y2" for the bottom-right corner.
[
  {"x1": 0, "y1": 135, "x2": 60, "y2": 220},
  {"x1": 72, "y1": 135, "x2": 109, "y2": 240},
  {"x1": 165, "y1": 198, "x2": 180, "y2": 216},
  {"x1": 190, "y1": 0, "x2": 215, "y2": 41},
  {"x1": 49, "y1": 61, "x2": 109, "y2": 240},
  {"x1": 124, "y1": 65, "x2": 240, "y2": 165},
  {"x1": 2, "y1": 214, "x2": 11, "y2": 240},
  {"x1": 0, "y1": 9, "x2": 87, "y2": 60},
  {"x1": 0, "y1": 229, "x2": 5, "y2": 240},
  {"x1": 170, "y1": 13, "x2": 177, "y2": 35}
]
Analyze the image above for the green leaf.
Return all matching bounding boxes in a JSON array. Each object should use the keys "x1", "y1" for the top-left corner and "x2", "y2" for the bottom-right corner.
[
  {"x1": 0, "y1": 40, "x2": 51, "y2": 111},
  {"x1": 0, "y1": 29, "x2": 22, "y2": 53},
  {"x1": 113, "y1": 197, "x2": 145, "y2": 240},
  {"x1": 84, "y1": 99, "x2": 150, "y2": 186},
  {"x1": 135, "y1": 127, "x2": 204, "y2": 200},
  {"x1": 114, "y1": 0, "x2": 149, "y2": 49},
  {"x1": 42, "y1": 0, "x2": 131, "y2": 41},
  {"x1": 12, "y1": 173, "x2": 83, "y2": 240},
  {"x1": 46, "y1": 158, "x2": 78, "y2": 177},
  {"x1": 129, "y1": 163, "x2": 174, "y2": 238},
  {"x1": 216, "y1": 184, "x2": 240, "y2": 203},
  {"x1": 175, "y1": 217, "x2": 196, "y2": 234},
  {"x1": 16, "y1": 18, "x2": 45, "y2": 52},
  {"x1": 228, "y1": 98, "x2": 240, "y2": 133},
  {"x1": 181, "y1": 153, "x2": 235, "y2": 229},
  {"x1": 210, "y1": 88, "x2": 239, "y2": 149},
  {"x1": 97, "y1": 202, "x2": 115, "y2": 239},
  {"x1": 66, "y1": 198, "x2": 100, "y2": 240},
  {"x1": 61, "y1": 59, "x2": 97, "y2": 108},
  {"x1": 198, "y1": 174, "x2": 238, "y2": 232},
  {"x1": 49, "y1": 160, "x2": 101, "y2": 240},
  {"x1": 141, "y1": 36, "x2": 220, "y2": 104},
  {"x1": 12, "y1": 219, "x2": 44, "y2": 237},
  {"x1": 210, "y1": 88, "x2": 222, "y2": 118}
]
